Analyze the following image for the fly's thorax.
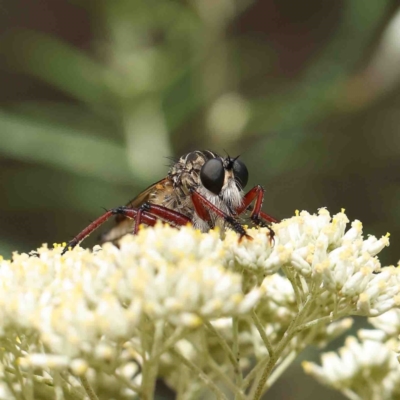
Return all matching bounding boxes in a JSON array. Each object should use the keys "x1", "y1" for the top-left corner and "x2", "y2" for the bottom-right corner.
[
  {"x1": 149, "y1": 179, "x2": 174, "y2": 205},
  {"x1": 169, "y1": 151, "x2": 210, "y2": 193}
]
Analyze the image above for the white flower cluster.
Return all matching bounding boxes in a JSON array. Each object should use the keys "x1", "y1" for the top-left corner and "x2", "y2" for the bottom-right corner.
[
  {"x1": 303, "y1": 334, "x2": 400, "y2": 400},
  {"x1": 272, "y1": 209, "x2": 397, "y2": 317},
  {"x1": 0, "y1": 225, "x2": 265, "y2": 358},
  {"x1": 0, "y1": 209, "x2": 396, "y2": 400}
]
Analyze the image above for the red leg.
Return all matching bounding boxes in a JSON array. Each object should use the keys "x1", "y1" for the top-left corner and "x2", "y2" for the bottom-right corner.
[
  {"x1": 190, "y1": 190, "x2": 251, "y2": 239},
  {"x1": 259, "y1": 211, "x2": 279, "y2": 224},
  {"x1": 133, "y1": 203, "x2": 192, "y2": 234},
  {"x1": 62, "y1": 204, "x2": 192, "y2": 255},
  {"x1": 234, "y1": 185, "x2": 279, "y2": 243},
  {"x1": 139, "y1": 203, "x2": 192, "y2": 227},
  {"x1": 236, "y1": 185, "x2": 279, "y2": 224},
  {"x1": 133, "y1": 209, "x2": 143, "y2": 235},
  {"x1": 62, "y1": 207, "x2": 157, "y2": 254}
]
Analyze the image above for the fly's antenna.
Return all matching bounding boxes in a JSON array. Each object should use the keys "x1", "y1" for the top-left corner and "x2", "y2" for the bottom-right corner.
[
  {"x1": 223, "y1": 149, "x2": 231, "y2": 159},
  {"x1": 226, "y1": 154, "x2": 241, "y2": 170}
]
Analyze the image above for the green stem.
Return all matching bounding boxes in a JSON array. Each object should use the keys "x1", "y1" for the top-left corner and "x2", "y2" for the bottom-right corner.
[
  {"x1": 60, "y1": 372, "x2": 87, "y2": 400},
  {"x1": 294, "y1": 315, "x2": 334, "y2": 333},
  {"x1": 252, "y1": 296, "x2": 313, "y2": 400},
  {"x1": 241, "y1": 356, "x2": 269, "y2": 392},
  {"x1": 200, "y1": 327, "x2": 243, "y2": 397},
  {"x1": 282, "y1": 265, "x2": 302, "y2": 309},
  {"x1": 141, "y1": 321, "x2": 164, "y2": 400},
  {"x1": 171, "y1": 348, "x2": 228, "y2": 400},
  {"x1": 341, "y1": 388, "x2": 362, "y2": 400},
  {"x1": 53, "y1": 372, "x2": 63, "y2": 400},
  {"x1": 153, "y1": 326, "x2": 186, "y2": 360},
  {"x1": 208, "y1": 357, "x2": 245, "y2": 400},
  {"x1": 204, "y1": 320, "x2": 238, "y2": 371},
  {"x1": 266, "y1": 350, "x2": 297, "y2": 388},
  {"x1": 263, "y1": 311, "x2": 350, "y2": 392},
  {"x1": 251, "y1": 310, "x2": 274, "y2": 357},
  {"x1": 4, "y1": 367, "x2": 53, "y2": 387},
  {"x1": 232, "y1": 316, "x2": 243, "y2": 396},
  {"x1": 248, "y1": 350, "x2": 298, "y2": 399},
  {"x1": 4, "y1": 368, "x2": 24, "y2": 400},
  {"x1": 80, "y1": 375, "x2": 99, "y2": 400}
]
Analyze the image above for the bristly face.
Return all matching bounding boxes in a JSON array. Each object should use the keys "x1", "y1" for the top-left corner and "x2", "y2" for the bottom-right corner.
[{"x1": 168, "y1": 150, "x2": 249, "y2": 231}]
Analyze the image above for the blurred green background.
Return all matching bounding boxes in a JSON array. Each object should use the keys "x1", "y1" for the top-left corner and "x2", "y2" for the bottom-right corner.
[{"x1": 1, "y1": 0, "x2": 400, "y2": 398}]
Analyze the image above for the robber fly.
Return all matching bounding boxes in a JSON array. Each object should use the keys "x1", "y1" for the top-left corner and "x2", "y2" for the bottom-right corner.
[{"x1": 61, "y1": 150, "x2": 278, "y2": 255}]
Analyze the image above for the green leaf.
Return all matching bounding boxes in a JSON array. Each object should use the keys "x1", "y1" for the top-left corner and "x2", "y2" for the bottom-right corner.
[
  {"x1": 0, "y1": 111, "x2": 138, "y2": 185},
  {"x1": 1, "y1": 30, "x2": 112, "y2": 106}
]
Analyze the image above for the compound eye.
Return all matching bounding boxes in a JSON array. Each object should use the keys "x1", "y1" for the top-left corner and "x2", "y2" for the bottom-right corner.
[
  {"x1": 200, "y1": 158, "x2": 225, "y2": 195},
  {"x1": 233, "y1": 159, "x2": 248, "y2": 189}
]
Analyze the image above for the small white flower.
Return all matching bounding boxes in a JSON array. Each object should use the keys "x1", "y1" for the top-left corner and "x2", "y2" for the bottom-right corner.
[
  {"x1": 358, "y1": 328, "x2": 387, "y2": 342},
  {"x1": 357, "y1": 266, "x2": 400, "y2": 316},
  {"x1": 69, "y1": 358, "x2": 89, "y2": 376},
  {"x1": 94, "y1": 342, "x2": 116, "y2": 362},
  {"x1": 222, "y1": 227, "x2": 281, "y2": 275},
  {"x1": 369, "y1": 308, "x2": 400, "y2": 338},
  {"x1": 303, "y1": 336, "x2": 400, "y2": 399},
  {"x1": 19, "y1": 354, "x2": 70, "y2": 370}
]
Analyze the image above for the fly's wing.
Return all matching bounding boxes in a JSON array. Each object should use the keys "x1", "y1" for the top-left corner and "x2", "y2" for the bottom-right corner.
[{"x1": 100, "y1": 178, "x2": 170, "y2": 243}]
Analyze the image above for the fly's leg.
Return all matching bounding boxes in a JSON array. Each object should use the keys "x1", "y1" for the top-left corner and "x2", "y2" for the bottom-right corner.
[
  {"x1": 62, "y1": 205, "x2": 192, "y2": 255},
  {"x1": 62, "y1": 207, "x2": 156, "y2": 255},
  {"x1": 235, "y1": 185, "x2": 279, "y2": 242},
  {"x1": 138, "y1": 203, "x2": 192, "y2": 230},
  {"x1": 190, "y1": 189, "x2": 251, "y2": 240}
]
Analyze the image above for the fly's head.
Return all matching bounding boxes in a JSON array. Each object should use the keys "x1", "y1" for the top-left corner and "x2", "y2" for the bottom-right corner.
[
  {"x1": 169, "y1": 150, "x2": 249, "y2": 212},
  {"x1": 199, "y1": 152, "x2": 248, "y2": 210}
]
